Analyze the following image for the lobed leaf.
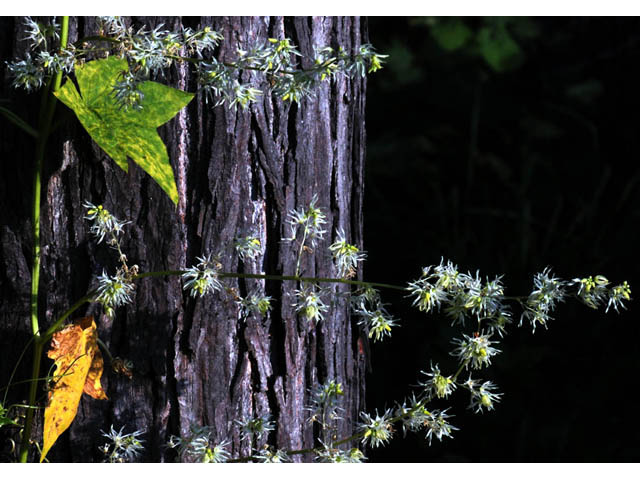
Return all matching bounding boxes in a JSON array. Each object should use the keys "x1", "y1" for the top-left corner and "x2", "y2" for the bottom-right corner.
[
  {"x1": 54, "y1": 57, "x2": 194, "y2": 205},
  {"x1": 41, "y1": 316, "x2": 107, "y2": 462}
]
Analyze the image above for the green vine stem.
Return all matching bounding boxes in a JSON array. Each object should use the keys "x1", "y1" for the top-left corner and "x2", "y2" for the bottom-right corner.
[
  {"x1": 136, "y1": 270, "x2": 408, "y2": 292},
  {"x1": 19, "y1": 15, "x2": 69, "y2": 464},
  {"x1": 13, "y1": 256, "x2": 536, "y2": 462}
]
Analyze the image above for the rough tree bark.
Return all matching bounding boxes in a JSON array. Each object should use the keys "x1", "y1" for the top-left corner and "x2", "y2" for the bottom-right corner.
[{"x1": 0, "y1": 16, "x2": 369, "y2": 462}]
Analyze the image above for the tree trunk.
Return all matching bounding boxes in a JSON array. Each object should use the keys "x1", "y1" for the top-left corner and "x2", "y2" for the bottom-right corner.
[{"x1": 0, "y1": 16, "x2": 368, "y2": 462}]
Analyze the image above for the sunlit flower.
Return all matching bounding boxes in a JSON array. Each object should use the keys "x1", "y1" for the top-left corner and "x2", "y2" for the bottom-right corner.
[
  {"x1": 451, "y1": 332, "x2": 501, "y2": 370},
  {"x1": 316, "y1": 442, "x2": 366, "y2": 463},
  {"x1": 182, "y1": 254, "x2": 223, "y2": 298},
  {"x1": 95, "y1": 270, "x2": 135, "y2": 317},
  {"x1": 101, "y1": 425, "x2": 145, "y2": 463},
  {"x1": 463, "y1": 377, "x2": 502, "y2": 413},
  {"x1": 293, "y1": 285, "x2": 329, "y2": 322},
  {"x1": 238, "y1": 291, "x2": 272, "y2": 318},
  {"x1": 423, "y1": 409, "x2": 458, "y2": 446},
  {"x1": 167, "y1": 425, "x2": 230, "y2": 463},
  {"x1": 419, "y1": 363, "x2": 456, "y2": 399},
  {"x1": 358, "y1": 409, "x2": 394, "y2": 448},
  {"x1": 83, "y1": 201, "x2": 130, "y2": 245},
  {"x1": 329, "y1": 229, "x2": 366, "y2": 278},
  {"x1": 256, "y1": 446, "x2": 289, "y2": 463},
  {"x1": 607, "y1": 281, "x2": 632, "y2": 313},
  {"x1": 285, "y1": 194, "x2": 327, "y2": 248},
  {"x1": 520, "y1": 268, "x2": 567, "y2": 332},
  {"x1": 355, "y1": 304, "x2": 399, "y2": 342}
]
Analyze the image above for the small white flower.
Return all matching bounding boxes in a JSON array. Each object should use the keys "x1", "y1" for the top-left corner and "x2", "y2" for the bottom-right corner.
[
  {"x1": 358, "y1": 409, "x2": 394, "y2": 448},
  {"x1": 238, "y1": 291, "x2": 272, "y2": 318},
  {"x1": 463, "y1": 377, "x2": 503, "y2": 413},
  {"x1": 167, "y1": 425, "x2": 230, "y2": 463},
  {"x1": 236, "y1": 414, "x2": 275, "y2": 442},
  {"x1": 464, "y1": 275, "x2": 505, "y2": 320},
  {"x1": 95, "y1": 270, "x2": 135, "y2": 317},
  {"x1": 423, "y1": 409, "x2": 458, "y2": 446},
  {"x1": 256, "y1": 446, "x2": 289, "y2": 463},
  {"x1": 451, "y1": 332, "x2": 501, "y2": 370},
  {"x1": 293, "y1": 285, "x2": 329, "y2": 322},
  {"x1": 520, "y1": 268, "x2": 567, "y2": 332},
  {"x1": 83, "y1": 201, "x2": 131, "y2": 245},
  {"x1": 355, "y1": 304, "x2": 398, "y2": 342},
  {"x1": 182, "y1": 254, "x2": 223, "y2": 298},
  {"x1": 407, "y1": 277, "x2": 448, "y2": 313},
  {"x1": 570, "y1": 275, "x2": 609, "y2": 310},
  {"x1": 315, "y1": 442, "x2": 366, "y2": 463},
  {"x1": 285, "y1": 194, "x2": 327, "y2": 247},
  {"x1": 234, "y1": 235, "x2": 262, "y2": 262},
  {"x1": 329, "y1": 229, "x2": 366, "y2": 278},
  {"x1": 486, "y1": 309, "x2": 513, "y2": 338},
  {"x1": 101, "y1": 425, "x2": 145, "y2": 463},
  {"x1": 419, "y1": 363, "x2": 456, "y2": 399},
  {"x1": 607, "y1": 281, "x2": 632, "y2": 313},
  {"x1": 306, "y1": 380, "x2": 344, "y2": 426}
]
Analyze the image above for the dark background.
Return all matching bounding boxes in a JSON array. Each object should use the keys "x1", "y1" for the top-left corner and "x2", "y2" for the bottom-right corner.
[
  {"x1": 363, "y1": 17, "x2": 640, "y2": 462},
  {"x1": 1, "y1": 16, "x2": 638, "y2": 463}
]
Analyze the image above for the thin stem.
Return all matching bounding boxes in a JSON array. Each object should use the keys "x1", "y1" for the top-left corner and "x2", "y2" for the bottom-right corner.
[
  {"x1": 20, "y1": 15, "x2": 69, "y2": 464},
  {"x1": 96, "y1": 338, "x2": 114, "y2": 363},
  {"x1": 2, "y1": 335, "x2": 37, "y2": 406},
  {"x1": 43, "y1": 291, "x2": 96, "y2": 341},
  {"x1": 134, "y1": 269, "x2": 407, "y2": 292},
  {"x1": 295, "y1": 227, "x2": 309, "y2": 278},
  {"x1": 451, "y1": 359, "x2": 471, "y2": 383}
]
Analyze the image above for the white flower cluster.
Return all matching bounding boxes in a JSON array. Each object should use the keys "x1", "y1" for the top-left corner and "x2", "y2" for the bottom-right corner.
[
  {"x1": 355, "y1": 304, "x2": 399, "y2": 342},
  {"x1": 306, "y1": 380, "x2": 344, "y2": 427},
  {"x1": 463, "y1": 377, "x2": 503, "y2": 414},
  {"x1": 293, "y1": 285, "x2": 329, "y2": 323},
  {"x1": 329, "y1": 228, "x2": 367, "y2": 278},
  {"x1": 167, "y1": 425, "x2": 230, "y2": 463},
  {"x1": 395, "y1": 394, "x2": 458, "y2": 445},
  {"x1": 315, "y1": 443, "x2": 366, "y2": 463},
  {"x1": 182, "y1": 254, "x2": 223, "y2": 298},
  {"x1": 100, "y1": 425, "x2": 145, "y2": 463},
  {"x1": 352, "y1": 286, "x2": 399, "y2": 342},
  {"x1": 6, "y1": 17, "x2": 75, "y2": 92},
  {"x1": 451, "y1": 332, "x2": 501, "y2": 370},
  {"x1": 358, "y1": 409, "x2": 394, "y2": 448},
  {"x1": 95, "y1": 270, "x2": 135, "y2": 318},
  {"x1": 83, "y1": 201, "x2": 130, "y2": 246},
  {"x1": 255, "y1": 446, "x2": 290, "y2": 463},
  {"x1": 236, "y1": 414, "x2": 275, "y2": 444},
  {"x1": 520, "y1": 271, "x2": 631, "y2": 332},
  {"x1": 520, "y1": 268, "x2": 567, "y2": 332},
  {"x1": 98, "y1": 17, "x2": 223, "y2": 110},
  {"x1": 607, "y1": 280, "x2": 632, "y2": 313},
  {"x1": 286, "y1": 194, "x2": 327, "y2": 249},
  {"x1": 407, "y1": 259, "x2": 510, "y2": 336},
  {"x1": 238, "y1": 290, "x2": 272, "y2": 318},
  {"x1": 234, "y1": 235, "x2": 262, "y2": 262},
  {"x1": 419, "y1": 363, "x2": 456, "y2": 399}
]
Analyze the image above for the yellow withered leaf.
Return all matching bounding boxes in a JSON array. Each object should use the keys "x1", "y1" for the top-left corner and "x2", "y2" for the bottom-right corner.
[{"x1": 40, "y1": 316, "x2": 108, "y2": 462}]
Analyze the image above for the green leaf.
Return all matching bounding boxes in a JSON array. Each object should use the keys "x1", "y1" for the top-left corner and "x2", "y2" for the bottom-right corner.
[
  {"x1": 477, "y1": 25, "x2": 523, "y2": 73},
  {"x1": 0, "y1": 403, "x2": 19, "y2": 429},
  {"x1": 54, "y1": 57, "x2": 194, "y2": 205},
  {"x1": 430, "y1": 18, "x2": 473, "y2": 52}
]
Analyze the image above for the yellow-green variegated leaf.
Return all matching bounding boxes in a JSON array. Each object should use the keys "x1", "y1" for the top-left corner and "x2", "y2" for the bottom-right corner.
[{"x1": 54, "y1": 57, "x2": 194, "y2": 205}]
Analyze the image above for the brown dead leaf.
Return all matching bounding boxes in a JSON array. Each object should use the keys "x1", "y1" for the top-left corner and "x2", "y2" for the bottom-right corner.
[{"x1": 40, "y1": 316, "x2": 108, "y2": 462}]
